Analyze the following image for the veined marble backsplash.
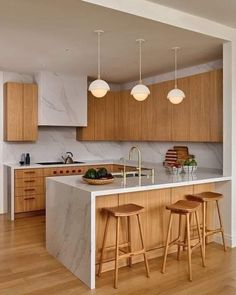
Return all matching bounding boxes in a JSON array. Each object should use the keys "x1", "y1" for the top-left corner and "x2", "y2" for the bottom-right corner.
[{"x1": 4, "y1": 127, "x2": 223, "y2": 169}]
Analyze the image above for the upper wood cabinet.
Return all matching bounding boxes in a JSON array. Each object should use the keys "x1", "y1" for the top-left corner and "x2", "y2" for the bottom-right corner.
[
  {"x1": 4, "y1": 82, "x2": 38, "y2": 142},
  {"x1": 77, "y1": 69, "x2": 223, "y2": 142}
]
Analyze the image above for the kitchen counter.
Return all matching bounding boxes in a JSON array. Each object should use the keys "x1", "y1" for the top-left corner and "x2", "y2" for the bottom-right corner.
[{"x1": 46, "y1": 165, "x2": 230, "y2": 289}]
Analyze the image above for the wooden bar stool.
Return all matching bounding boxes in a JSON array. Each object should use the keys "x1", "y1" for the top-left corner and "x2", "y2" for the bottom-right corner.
[
  {"x1": 98, "y1": 203, "x2": 150, "y2": 289},
  {"x1": 187, "y1": 192, "x2": 227, "y2": 259},
  {"x1": 161, "y1": 200, "x2": 205, "y2": 281}
]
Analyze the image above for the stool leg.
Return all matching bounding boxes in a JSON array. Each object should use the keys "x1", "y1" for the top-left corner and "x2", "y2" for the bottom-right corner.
[
  {"x1": 137, "y1": 214, "x2": 150, "y2": 277},
  {"x1": 216, "y1": 200, "x2": 227, "y2": 251},
  {"x1": 186, "y1": 213, "x2": 192, "y2": 281},
  {"x1": 114, "y1": 216, "x2": 120, "y2": 289},
  {"x1": 202, "y1": 202, "x2": 206, "y2": 260},
  {"x1": 161, "y1": 213, "x2": 173, "y2": 274},
  {"x1": 183, "y1": 213, "x2": 192, "y2": 251},
  {"x1": 98, "y1": 214, "x2": 110, "y2": 277},
  {"x1": 195, "y1": 211, "x2": 205, "y2": 267},
  {"x1": 177, "y1": 214, "x2": 182, "y2": 261},
  {"x1": 127, "y1": 216, "x2": 132, "y2": 267}
]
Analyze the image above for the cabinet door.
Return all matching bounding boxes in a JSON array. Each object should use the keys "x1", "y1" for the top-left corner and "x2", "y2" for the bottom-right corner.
[
  {"x1": 117, "y1": 90, "x2": 142, "y2": 141},
  {"x1": 23, "y1": 83, "x2": 38, "y2": 141},
  {"x1": 76, "y1": 92, "x2": 95, "y2": 140},
  {"x1": 141, "y1": 81, "x2": 172, "y2": 141},
  {"x1": 189, "y1": 72, "x2": 210, "y2": 141},
  {"x1": 171, "y1": 76, "x2": 190, "y2": 141},
  {"x1": 209, "y1": 69, "x2": 223, "y2": 142},
  {"x1": 94, "y1": 91, "x2": 117, "y2": 140},
  {"x1": 4, "y1": 82, "x2": 23, "y2": 141}
]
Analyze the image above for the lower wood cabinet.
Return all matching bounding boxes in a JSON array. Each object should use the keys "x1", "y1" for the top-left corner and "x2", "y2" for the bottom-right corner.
[
  {"x1": 13, "y1": 164, "x2": 125, "y2": 216},
  {"x1": 95, "y1": 182, "x2": 216, "y2": 272}
]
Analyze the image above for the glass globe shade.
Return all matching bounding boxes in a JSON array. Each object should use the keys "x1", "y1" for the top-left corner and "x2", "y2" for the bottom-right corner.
[
  {"x1": 167, "y1": 88, "x2": 185, "y2": 104},
  {"x1": 131, "y1": 84, "x2": 150, "y2": 101},
  {"x1": 89, "y1": 79, "x2": 110, "y2": 98}
]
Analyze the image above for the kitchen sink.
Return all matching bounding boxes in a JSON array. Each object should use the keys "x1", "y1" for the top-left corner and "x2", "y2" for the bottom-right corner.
[
  {"x1": 36, "y1": 161, "x2": 85, "y2": 165},
  {"x1": 114, "y1": 173, "x2": 146, "y2": 178}
]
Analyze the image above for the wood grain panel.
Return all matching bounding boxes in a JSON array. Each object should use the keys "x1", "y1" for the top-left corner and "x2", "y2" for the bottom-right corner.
[
  {"x1": 15, "y1": 168, "x2": 43, "y2": 179},
  {"x1": 96, "y1": 195, "x2": 119, "y2": 263},
  {"x1": 23, "y1": 83, "x2": 38, "y2": 141},
  {"x1": 4, "y1": 82, "x2": 23, "y2": 141},
  {"x1": 141, "y1": 81, "x2": 172, "y2": 141},
  {"x1": 117, "y1": 90, "x2": 142, "y2": 141},
  {"x1": 15, "y1": 177, "x2": 44, "y2": 188},
  {"x1": 15, "y1": 186, "x2": 44, "y2": 197},
  {"x1": 15, "y1": 194, "x2": 45, "y2": 213},
  {"x1": 171, "y1": 77, "x2": 190, "y2": 141},
  {"x1": 209, "y1": 69, "x2": 223, "y2": 142},
  {"x1": 189, "y1": 72, "x2": 210, "y2": 141},
  {"x1": 94, "y1": 91, "x2": 118, "y2": 140}
]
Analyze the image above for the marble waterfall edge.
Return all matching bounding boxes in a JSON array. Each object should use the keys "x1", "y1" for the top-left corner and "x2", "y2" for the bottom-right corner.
[{"x1": 46, "y1": 178, "x2": 95, "y2": 289}]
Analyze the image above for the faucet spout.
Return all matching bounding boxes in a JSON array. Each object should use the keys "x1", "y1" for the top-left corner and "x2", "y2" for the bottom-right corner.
[{"x1": 129, "y1": 146, "x2": 142, "y2": 177}]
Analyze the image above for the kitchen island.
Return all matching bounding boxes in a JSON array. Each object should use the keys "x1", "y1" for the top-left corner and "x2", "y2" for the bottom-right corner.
[{"x1": 46, "y1": 165, "x2": 230, "y2": 289}]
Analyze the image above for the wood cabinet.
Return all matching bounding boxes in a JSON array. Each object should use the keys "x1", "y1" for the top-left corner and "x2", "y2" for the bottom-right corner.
[
  {"x1": 77, "y1": 69, "x2": 223, "y2": 142},
  {"x1": 14, "y1": 168, "x2": 44, "y2": 213},
  {"x1": 95, "y1": 183, "x2": 216, "y2": 272},
  {"x1": 77, "y1": 91, "x2": 118, "y2": 141},
  {"x1": 141, "y1": 80, "x2": 172, "y2": 141},
  {"x1": 13, "y1": 164, "x2": 123, "y2": 216},
  {"x1": 4, "y1": 82, "x2": 38, "y2": 142}
]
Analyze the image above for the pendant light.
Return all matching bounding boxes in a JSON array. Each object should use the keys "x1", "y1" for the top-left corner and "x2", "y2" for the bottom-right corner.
[
  {"x1": 167, "y1": 47, "x2": 185, "y2": 104},
  {"x1": 131, "y1": 39, "x2": 150, "y2": 101},
  {"x1": 89, "y1": 30, "x2": 110, "y2": 98}
]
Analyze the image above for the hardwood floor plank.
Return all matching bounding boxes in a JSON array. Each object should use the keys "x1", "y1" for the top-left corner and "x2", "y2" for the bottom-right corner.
[{"x1": 0, "y1": 214, "x2": 235, "y2": 294}]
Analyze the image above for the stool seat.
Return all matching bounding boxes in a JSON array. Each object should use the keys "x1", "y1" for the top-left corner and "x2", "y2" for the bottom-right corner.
[
  {"x1": 166, "y1": 200, "x2": 200, "y2": 214},
  {"x1": 103, "y1": 203, "x2": 144, "y2": 217},
  {"x1": 187, "y1": 191, "x2": 223, "y2": 202}
]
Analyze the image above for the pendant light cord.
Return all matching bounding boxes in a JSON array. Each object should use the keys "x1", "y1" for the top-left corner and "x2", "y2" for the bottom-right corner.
[
  {"x1": 174, "y1": 47, "x2": 177, "y2": 89},
  {"x1": 139, "y1": 40, "x2": 142, "y2": 84},
  {"x1": 97, "y1": 31, "x2": 101, "y2": 79}
]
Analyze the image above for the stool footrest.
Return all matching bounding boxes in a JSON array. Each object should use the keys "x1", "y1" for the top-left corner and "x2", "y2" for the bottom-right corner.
[
  {"x1": 118, "y1": 249, "x2": 145, "y2": 260},
  {"x1": 205, "y1": 228, "x2": 223, "y2": 236}
]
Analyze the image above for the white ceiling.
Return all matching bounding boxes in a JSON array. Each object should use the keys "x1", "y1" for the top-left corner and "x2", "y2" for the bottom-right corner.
[
  {"x1": 148, "y1": 0, "x2": 236, "y2": 28},
  {"x1": 0, "y1": 0, "x2": 224, "y2": 83}
]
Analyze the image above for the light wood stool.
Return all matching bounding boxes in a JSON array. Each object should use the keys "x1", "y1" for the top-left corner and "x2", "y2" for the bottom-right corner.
[
  {"x1": 187, "y1": 192, "x2": 227, "y2": 260},
  {"x1": 161, "y1": 200, "x2": 205, "y2": 281},
  {"x1": 98, "y1": 203, "x2": 150, "y2": 289}
]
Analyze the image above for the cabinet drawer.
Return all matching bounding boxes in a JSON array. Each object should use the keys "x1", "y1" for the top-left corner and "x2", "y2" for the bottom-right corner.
[
  {"x1": 15, "y1": 177, "x2": 44, "y2": 188},
  {"x1": 44, "y1": 166, "x2": 86, "y2": 177},
  {"x1": 15, "y1": 194, "x2": 45, "y2": 213},
  {"x1": 15, "y1": 169, "x2": 43, "y2": 179},
  {"x1": 15, "y1": 186, "x2": 44, "y2": 197}
]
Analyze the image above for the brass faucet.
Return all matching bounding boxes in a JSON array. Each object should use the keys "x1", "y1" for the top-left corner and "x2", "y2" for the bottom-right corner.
[{"x1": 129, "y1": 146, "x2": 142, "y2": 177}]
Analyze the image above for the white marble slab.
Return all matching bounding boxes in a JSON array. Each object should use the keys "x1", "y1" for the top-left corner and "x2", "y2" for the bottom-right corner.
[
  {"x1": 36, "y1": 72, "x2": 87, "y2": 126},
  {"x1": 46, "y1": 179, "x2": 95, "y2": 288}
]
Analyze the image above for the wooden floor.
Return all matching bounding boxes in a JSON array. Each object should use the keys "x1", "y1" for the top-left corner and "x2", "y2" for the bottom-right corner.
[{"x1": 0, "y1": 215, "x2": 236, "y2": 295}]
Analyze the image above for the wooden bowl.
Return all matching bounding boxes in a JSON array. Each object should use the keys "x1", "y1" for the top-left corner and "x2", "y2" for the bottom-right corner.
[{"x1": 82, "y1": 177, "x2": 114, "y2": 185}]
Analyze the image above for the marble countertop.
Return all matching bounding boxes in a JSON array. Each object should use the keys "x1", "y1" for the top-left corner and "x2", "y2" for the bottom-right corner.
[
  {"x1": 47, "y1": 166, "x2": 231, "y2": 196},
  {"x1": 4, "y1": 159, "x2": 123, "y2": 170}
]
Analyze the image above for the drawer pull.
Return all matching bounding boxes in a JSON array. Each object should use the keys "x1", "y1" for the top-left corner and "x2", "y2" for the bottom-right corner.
[
  {"x1": 72, "y1": 170, "x2": 76, "y2": 173},
  {"x1": 66, "y1": 170, "x2": 69, "y2": 173},
  {"x1": 24, "y1": 180, "x2": 35, "y2": 183},
  {"x1": 24, "y1": 188, "x2": 36, "y2": 192},
  {"x1": 78, "y1": 169, "x2": 81, "y2": 173},
  {"x1": 24, "y1": 197, "x2": 35, "y2": 200},
  {"x1": 53, "y1": 171, "x2": 57, "y2": 174},
  {"x1": 24, "y1": 171, "x2": 36, "y2": 174},
  {"x1": 60, "y1": 171, "x2": 63, "y2": 174}
]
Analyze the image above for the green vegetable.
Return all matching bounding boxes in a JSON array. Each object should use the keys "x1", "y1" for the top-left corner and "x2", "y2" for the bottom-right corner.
[
  {"x1": 97, "y1": 167, "x2": 108, "y2": 178},
  {"x1": 190, "y1": 159, "x2": 197, "y2": 166},
  {"x1": 84, "y1": 168, "x2": 98, "y2": 179}
]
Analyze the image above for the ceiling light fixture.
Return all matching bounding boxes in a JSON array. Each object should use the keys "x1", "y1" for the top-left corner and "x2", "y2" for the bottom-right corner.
[
  {"x1": 131, "y1": 39, "x2": 150, "y2": 101},
  {"x1": 89, "y1": 30, "x2": 110, "y2": 98},
  {"x1": 167, "y1": 47, "x2": 185, "y2": 104}
]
